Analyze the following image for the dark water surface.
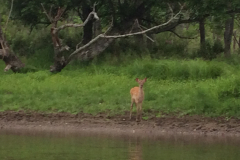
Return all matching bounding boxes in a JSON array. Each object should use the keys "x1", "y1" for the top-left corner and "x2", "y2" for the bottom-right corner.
[{"x1": 0, "y1": 129, "x2": 240, "y2": 160}]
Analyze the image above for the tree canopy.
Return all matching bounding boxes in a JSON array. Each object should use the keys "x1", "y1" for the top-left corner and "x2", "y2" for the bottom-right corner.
[{"x1": 1, "y1": 0, "x2": 240, "y2": 72}]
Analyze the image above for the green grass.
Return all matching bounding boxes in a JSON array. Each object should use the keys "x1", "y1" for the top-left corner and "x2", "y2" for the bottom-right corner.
[{"x1": 1, "y1": 57, "x2": 240, "y2": 118}]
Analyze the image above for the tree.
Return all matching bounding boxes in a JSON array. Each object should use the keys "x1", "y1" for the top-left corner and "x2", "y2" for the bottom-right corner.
[
  {"x1": 8, "y1": 0, "x2": 190, "y2": 72},
  {"x1": 224, "y1": 14, "x2": 235, "y2": 56},
  {"x1": 3, "y1": 0, "x2": 240, "y2": 73},
  {"x1": 186, "y1": 0, "x2": 240, "y2": 56},
  {"x1": 44, "y1": 2, "x2": 185, "y2": 72}
]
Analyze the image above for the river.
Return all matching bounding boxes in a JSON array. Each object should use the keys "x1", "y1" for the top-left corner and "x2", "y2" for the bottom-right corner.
[{"x1": 0, "y1": 129, "x2": 240, "y2": 160}]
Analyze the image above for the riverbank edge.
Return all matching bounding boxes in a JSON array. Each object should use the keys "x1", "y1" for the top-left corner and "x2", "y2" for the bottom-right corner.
[{"x1": 0, "y1": 111, "x2": 240, "y2": 138}]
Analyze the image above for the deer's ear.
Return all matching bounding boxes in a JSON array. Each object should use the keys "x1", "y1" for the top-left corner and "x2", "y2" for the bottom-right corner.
[
  {"x1": 135, "y1": 78, "x2": 139, "y2": 82},
  {"x1": 144, "y1": 77, "x2": 147, "y2": 82}
]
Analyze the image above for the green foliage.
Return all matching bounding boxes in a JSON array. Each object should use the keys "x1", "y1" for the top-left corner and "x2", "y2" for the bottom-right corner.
[
  {"x1": 10, "y1": 0, "x2": 74, "y2": 26},
  {"x1": 0, "y1": 0, "x2": 236, "y2": 64},
  {"x1": 197, "y1": 41, "x2": 215, "y2": 60},
  {"x1": 195, "y1": 40, "x2": 223, "y2": 60},
  {"x1": 212, "y1": 39, "x2": 224, "y2": 54},
  {"x1": 104, "y1": 32, "x2": 190, "y2": 60},
  {"x1": 151, "y1": 32, "x2": 188, "y2": 58},
  {"x1": 66, "y1": 56, "x2": 226, "y2": 81},
  {"x1": 216, "y1": 54, "x2": 240, "y2": 66},
  {"x1": 125, "y1": 59, "x2": 224, "y2": 81}
]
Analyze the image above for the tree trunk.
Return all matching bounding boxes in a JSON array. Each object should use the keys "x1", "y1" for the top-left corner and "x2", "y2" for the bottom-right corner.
[
  {"x1": 233, "y1": 30, "x2": 237, "y2": 51},
  {"x1": 82, "y1": 2, "x2": 93, "y2": 45},
  {"x1": 238, "y1": 36, "x2": 240, "y2": 55},
  {"x1": 93, "y1": 19, "x2": 101, "y2": 38},
  {"x1": 224, "y1": 14, "x2": 234, "y2": 56},
  {"x1": 199, "y1": 18, "x2": 205, "y2": 46}
]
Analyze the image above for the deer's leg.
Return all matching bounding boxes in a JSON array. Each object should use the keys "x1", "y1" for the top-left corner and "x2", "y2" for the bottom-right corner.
[
  {"x1": 139, "y1": 103, "x2": 142, "y2": 121},
  {"x1": 136, "y1": 103, "x2": 140, "y2": 122},
  {"x1": 130, "y1": 99, "x2": 134, "y2": 120}
]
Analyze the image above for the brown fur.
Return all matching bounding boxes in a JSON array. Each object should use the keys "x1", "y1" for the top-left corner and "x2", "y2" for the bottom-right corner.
[{"x1": 130, "y1": 78, "x2": 147, "y2": 121}]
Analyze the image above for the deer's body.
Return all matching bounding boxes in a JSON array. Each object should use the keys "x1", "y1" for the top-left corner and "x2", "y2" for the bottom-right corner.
[{"x1": 130, "y1": 78, "x2": 147, "y2": 121}]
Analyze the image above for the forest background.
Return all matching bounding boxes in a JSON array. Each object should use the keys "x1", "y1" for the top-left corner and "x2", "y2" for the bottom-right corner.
[{"x1": 1, "y1": 0, "x2": 240, "y2": 119}]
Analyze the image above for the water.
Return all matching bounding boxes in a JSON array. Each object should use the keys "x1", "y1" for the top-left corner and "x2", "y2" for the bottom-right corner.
[{"x1": 0, "y1": 129, "x2": 240, "y2": 160}]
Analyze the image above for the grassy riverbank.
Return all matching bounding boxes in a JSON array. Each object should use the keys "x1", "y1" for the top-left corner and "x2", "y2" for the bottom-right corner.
[{"x1": 1, "y1": 57, "x2": 240, "y2": 118}]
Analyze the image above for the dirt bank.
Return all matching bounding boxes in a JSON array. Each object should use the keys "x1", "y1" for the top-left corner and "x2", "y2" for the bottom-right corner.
[{"x1": 0, "y1": 111, "x2": 240, "y2": 138}]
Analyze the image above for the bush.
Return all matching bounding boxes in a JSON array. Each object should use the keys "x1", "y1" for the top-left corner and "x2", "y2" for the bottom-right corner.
[
  {"x1": 212, "y1": 39, "x2": 224, "y2": 55},
  {"x1": 150, "y1": 32, "x2": 188, "y2": 58},
  {"x1": 127, "y1": 59, "x2": 224, "y2": 81},
  {"x1": 195, "y1": 40, "x2": 223, "y2": 60}
]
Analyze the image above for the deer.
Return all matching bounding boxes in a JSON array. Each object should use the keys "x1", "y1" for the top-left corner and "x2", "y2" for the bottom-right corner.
[{"x1": 130, "y1": 78, "x2": 147, "y2": 122}]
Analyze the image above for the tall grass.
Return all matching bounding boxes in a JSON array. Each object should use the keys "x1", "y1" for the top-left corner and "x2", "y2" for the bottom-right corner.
[
  {"x1": 1, "y1": 57, "x2": 240, "y2": 118},
  {"x1": 67, "y1": 57, "x2": 230, "y2": 81}
]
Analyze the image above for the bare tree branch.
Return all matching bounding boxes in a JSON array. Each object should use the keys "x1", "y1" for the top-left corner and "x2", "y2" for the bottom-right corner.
[
  {"x1": 46, "y1": 3, "x2": 186, "y2": 72},
  {"x1": 134, "y1": 19, "x2": 155, "y2": 42},
  {"x1": 54, "y1": 11, "x2": 99, "y2": 34},
  {"x1": 137, "y1": 24, "x2": 155, "y2": 42},
  {"x1": 236, "y1": 18, "x2": 240, "y2": 27},
  {"x1": 42, "y1": 3, "x2": 102, "y2": 72},
  {"x1": 103, "y1": 4, "x2": 184, "y2": 39},
  {"x1": 41, "y1": 3, "x2": 53, "y2": 22},
  {"x1": 169, "y1": 30, "x2": 198, "y2": 39},
  {"x1": 68, "y1": 3, "x2": 185, "y2": 61},
  {"x1": 54, "y1": 7, "x2": 66, "y2": 21},
  {"x1": 92, "y1": 2, "x2": 98, "y2": 12},
  {"x1": 5, "y1": 0, "x2": 14, "y2": 30},
  {"x1": 68, "y1": 33, "x2": 103, "y2": 60},
  {"x1": 233, "y1": 32, "x2": 240, "y2": 47},
  {"x1": 167, "y1": 3, "x2": 174, "y2": 19},
  {"x1": 103, "y1": 16, "x2": 114, "y2": 34},
  {"x1": 75, "y1": 15, "x2": 112, "y2": 50},
  {"x1": 49, "y1": 5, "x2": 53, "y2": 18}
]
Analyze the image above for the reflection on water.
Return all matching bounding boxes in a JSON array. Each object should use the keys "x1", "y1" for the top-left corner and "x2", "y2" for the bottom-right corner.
[
  {"x1": 129, "y1": 139, "x2": 142, "y2": 160},
  {"x1": 0, "y1": 129, "x2": 240, "y2": 160}
]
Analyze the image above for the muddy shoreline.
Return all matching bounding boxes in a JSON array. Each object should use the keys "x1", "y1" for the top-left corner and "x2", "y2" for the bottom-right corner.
[{"x1": 1, "y1": 111, "x2": 240, "y2": 138}]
